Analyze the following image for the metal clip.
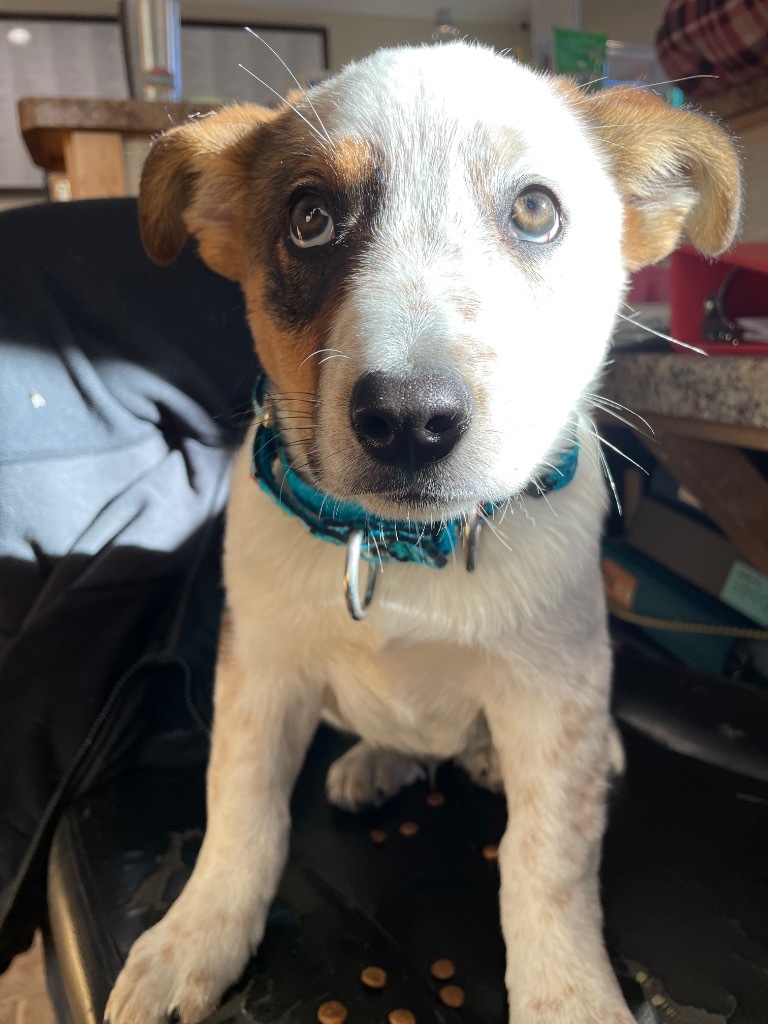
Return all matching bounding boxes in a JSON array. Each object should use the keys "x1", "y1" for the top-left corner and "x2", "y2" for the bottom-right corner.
[
  {"x1": 253, "y1": 392, "x2": 275, "y2": 431},
  {"x1": 462, "y1": 508, "x2": 482, "y2": 572},
  {"x1": 344, "y1": 529, "x2": 377, "y2": 620}
]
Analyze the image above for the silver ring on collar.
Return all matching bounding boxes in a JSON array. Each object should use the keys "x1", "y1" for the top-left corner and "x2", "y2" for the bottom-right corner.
[
  {"x1": 344, "y1": 529, "x2": 377, "y2": 620},
  {"x1": 462, "y1": 508, "x2": 482, "y2": 572}
]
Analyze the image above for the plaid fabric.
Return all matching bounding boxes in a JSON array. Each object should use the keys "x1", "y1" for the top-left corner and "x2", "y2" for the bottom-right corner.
[{"x1": 656, "y1": 0, "x2": 768, "y2": 97}]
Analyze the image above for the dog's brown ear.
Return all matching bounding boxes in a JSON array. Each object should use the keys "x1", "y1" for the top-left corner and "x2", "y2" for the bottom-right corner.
[
  {"x1": 567, "y1": 85, "x2": 742, "y2": 271},
  {"x1": 139, "y1": 104, "x2": 276, "y2": 279}
]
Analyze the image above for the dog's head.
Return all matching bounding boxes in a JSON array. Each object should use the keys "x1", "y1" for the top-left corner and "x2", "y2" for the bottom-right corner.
[{"x1": 140, "y1": 43, "x2": 740, "y2": 520}]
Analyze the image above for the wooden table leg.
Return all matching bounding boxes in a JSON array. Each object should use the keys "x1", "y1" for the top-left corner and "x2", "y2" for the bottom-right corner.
[{"x1": 61, "y1": 130, "x2": 126, "y2": 199}]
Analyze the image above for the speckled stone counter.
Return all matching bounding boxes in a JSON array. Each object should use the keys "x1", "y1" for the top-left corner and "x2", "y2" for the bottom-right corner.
[{"x1": 606, "y1": 354, "x2": 768, "y2": 430}]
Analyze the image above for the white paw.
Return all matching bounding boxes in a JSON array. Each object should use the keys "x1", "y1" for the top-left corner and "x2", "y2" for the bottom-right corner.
[
  {"x1": 104, "y1": 900, "x2": 255, "y2": 1024},
  {"x1": 456, "y1": 741, "x2": 504, "y2": 793},
  {"x1": 326, "y1": 741, "x2": 426, "y2": 811}
]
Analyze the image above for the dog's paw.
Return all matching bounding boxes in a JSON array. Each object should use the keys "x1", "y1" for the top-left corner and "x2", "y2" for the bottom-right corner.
[
  {"x1": 104, "y1": 905, "x2": 253, "y2": 1024},
  {"x1": 326, "y1": 742, "x2": 426, "y2": 810},
  {"x1": 510, "y1": 971, "x2": 636, "y2": 1024},
  {"x1": 510, "y1": 998, "x2": 635, "y2": 1024},
  {"x1": 456, "y1": 741, "x2": 504, "y2": 793}
]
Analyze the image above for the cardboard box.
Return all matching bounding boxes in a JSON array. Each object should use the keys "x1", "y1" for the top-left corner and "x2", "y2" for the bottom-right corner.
[{"x1": 627, "y1": 497, "x2": 768, "y2": 627}]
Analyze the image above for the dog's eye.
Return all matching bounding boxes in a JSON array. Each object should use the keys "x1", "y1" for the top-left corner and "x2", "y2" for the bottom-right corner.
[
  {"x1": 289, "y1": 192, "x2": 335, "y2": 248},
  {"x1": 509, "y1": 188, "x2": 561, "y2": 244}
]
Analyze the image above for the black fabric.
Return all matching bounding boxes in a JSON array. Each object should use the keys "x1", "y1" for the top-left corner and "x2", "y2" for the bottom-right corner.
[
  {"x1": 46, "y1": 698, "x2": 768, "y2": 1024},
  {"x1": 0, "y1": 198, "x2": 255, "y2": 971}
]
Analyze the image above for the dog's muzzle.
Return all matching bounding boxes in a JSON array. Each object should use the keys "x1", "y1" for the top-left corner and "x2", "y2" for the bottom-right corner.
[{"x1": 251, "y1": 374, "x2": 579, "y2": 621}]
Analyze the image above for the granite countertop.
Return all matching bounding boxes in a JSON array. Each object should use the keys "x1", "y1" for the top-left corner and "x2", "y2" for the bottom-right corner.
[{"x1": 605, "y1": 353, "x2": 768, "y2": 430}]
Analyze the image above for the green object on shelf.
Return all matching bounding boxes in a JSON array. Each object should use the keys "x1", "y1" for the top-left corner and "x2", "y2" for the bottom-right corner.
[{"x1": 552, "y1": 27, "x2": 606, "y2": 85}]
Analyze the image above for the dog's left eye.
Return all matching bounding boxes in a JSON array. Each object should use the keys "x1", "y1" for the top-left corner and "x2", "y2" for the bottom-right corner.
[
  {"x1": 289, "y1": 192, "x2": 335, "y2": 248},
  {"x1": 508, "y1": 188, "x2": 561, "y2": 244}
]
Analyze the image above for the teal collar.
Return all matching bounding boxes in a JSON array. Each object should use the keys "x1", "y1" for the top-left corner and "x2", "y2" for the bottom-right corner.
[{"x1": 250, "y1": 375, "x2": 579, "y2": 572}]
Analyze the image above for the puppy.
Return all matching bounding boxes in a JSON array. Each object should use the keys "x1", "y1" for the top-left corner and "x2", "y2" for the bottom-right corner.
[{"x1": 105, "y1": 42, "x2": 740, "y2": 1024}]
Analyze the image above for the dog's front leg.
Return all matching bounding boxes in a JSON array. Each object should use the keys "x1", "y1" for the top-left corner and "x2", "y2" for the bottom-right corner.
[
  {"x1": 105, "y1": 622, "x2": 322, "y2": 1024},
  {"x1": 486, "y1": 648, "x2": 633, "y2": 1024}
]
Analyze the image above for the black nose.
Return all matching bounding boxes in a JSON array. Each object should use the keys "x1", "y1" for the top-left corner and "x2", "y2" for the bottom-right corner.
[{"x1": 350, "y1": 371, "x2": 472, "y2": 470}]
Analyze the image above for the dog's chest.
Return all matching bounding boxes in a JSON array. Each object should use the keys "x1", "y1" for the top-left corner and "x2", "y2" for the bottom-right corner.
[{"x1": 325, "y1": 639, "x2": 485, "y2": 757}]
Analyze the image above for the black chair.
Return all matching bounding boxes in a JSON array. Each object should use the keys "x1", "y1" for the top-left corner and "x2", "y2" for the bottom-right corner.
[{"x1": 2, "y1": 199, "x2": 767, "y2": 1024}]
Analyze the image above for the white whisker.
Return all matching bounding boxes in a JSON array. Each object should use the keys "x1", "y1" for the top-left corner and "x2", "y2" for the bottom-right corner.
[
  {"x1": 318, "y1": 353, "x2": 351, "y2": 365},
  {"x1": 589, "y1": 398, "x2": 655, "y2": 437},
  {"x1": 586, "y1": 392, "x2": 654, "y2": 434},
  {"x1": 615, "y1": 311, "x2": 707, "y2": 355},
  {"x1": 299, "y1": 347, "x2": 347, "y2": 368},
  {"x1": 596, "y1": 443, "x2": 622, "y2": 515},
  {"x1": 239, "y1": 64, "x2": 328, "y2": 146},
  {"x1": 479, "y1": 507, "x2": 515, "y2": 555},
  {"x1": 582, "y1": 425, "x2": 648, "y2": 475},
  {"x1": 245, "y1": 27, "x2": 332, "y2": 145}
]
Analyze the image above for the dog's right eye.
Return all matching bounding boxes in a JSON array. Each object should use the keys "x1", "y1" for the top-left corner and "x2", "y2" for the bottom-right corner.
[
  {"x1": 288, "y1": 192, "x2": 335, "y2": 249},
  {"x1": 508, "y1": 188, "x2": 561, "y2": 244}
]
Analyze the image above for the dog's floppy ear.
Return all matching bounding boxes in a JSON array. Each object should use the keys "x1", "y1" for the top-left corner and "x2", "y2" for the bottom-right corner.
[
  {"x1": 139, "y1": 104, "x2": 276, "y2": 280},
  {"x1": 569, "y1": 86, "x2": 742, "y2": 271}
]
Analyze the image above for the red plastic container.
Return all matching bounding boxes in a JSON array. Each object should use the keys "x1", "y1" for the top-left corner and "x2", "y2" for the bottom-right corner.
[{"x1": 670, "y1": 242, "x2": 768, "y2": 356}]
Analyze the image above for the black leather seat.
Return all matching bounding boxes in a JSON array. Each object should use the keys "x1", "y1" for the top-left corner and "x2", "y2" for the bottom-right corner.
[
  {"x1": 46, "y1": 654, "x2": 768, "y2": 1024},
  {"x1": 2, "y1": 199, "x2": 767, "y2": 1024}
]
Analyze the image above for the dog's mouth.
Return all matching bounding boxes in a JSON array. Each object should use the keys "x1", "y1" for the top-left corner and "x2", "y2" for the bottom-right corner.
[
  {"x1": 358, "y1": 492, "x2": 477, "y2": 522},
  {"x1": 329, "y1": 466, "x2": 498, "y2": 522},
  {"x1": 279, "y1": 426, "x2": 514, "y2": 522}
]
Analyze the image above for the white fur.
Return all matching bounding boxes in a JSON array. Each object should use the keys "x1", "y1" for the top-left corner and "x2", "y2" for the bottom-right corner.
[{"x1": 106, "y1": 43, "x2": 639, "y2": 1024}]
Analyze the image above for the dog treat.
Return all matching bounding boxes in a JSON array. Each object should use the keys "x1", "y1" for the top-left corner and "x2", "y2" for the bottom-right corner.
[
  {"x1": 398, "y1": 821, "x2": 419, "y2": 837},
  {"x1": 317, "y1": 1001, "x2": 348, "y2": 1024},
  {"x1": 429, "y1": 958, "x2": 456, "y2": 980},
  {"x1": 369, "y1": 828, "x2": 388, "y2": 844},
  {"x1": 482, "y1": 842, "x2": 499, "y2": 860},
  {"x1": 361, "y1": 965, "x2": 387, "y2": 989},
  {"x1": 426, "y1": 791, "x2": 445, "y2": 807},
  {"x1": 439, "y1": 985, "x2": 465, "y2": 1008},
  {"x1": 388, "y1": 1010, "x2": 416, "y2": 1024}
]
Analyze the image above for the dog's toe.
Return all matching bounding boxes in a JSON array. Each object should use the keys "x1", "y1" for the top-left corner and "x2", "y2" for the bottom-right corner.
[
  {"x1": 326, "y1": 741, "x2": 426, "y2": 810},
  {"x1": 104, "y1": 902, "x2": 255, "y2": 1024}
]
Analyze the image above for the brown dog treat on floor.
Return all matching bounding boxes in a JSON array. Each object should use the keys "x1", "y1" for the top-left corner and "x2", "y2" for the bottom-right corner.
[
  {"x1": 439, "y1": 985, "x2": 465, "y2": 1008},
  {"x1": 317, "y1": 1000, "x2": 348, "y2": 1024},
  {"x1": 369, "y1": 828, "x2": 388, "y2": 844},
  {"x1": 398, "y1": 821, "x2": 419, "y2": 837},
  {"x1": 426, "y1": 791, "x2": 446, "y2": 807},
  {"x1": 429, "y1": 958, "x2": 456, "y2": 980},
  {"x1": 361, "y1": 965, "x2": 387, "y2": 989},
  {"x1": 388, "y1": 1010, "x2": 416, "y2": 1024},
  {"x1": 482, "y1": 843, "x2": 499, "y2": 860}
]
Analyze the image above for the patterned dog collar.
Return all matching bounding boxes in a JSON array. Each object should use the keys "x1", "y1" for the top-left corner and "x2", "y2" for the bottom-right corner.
[{"x1": 250, "y1": 376, "x2": 578, "y2": 616}]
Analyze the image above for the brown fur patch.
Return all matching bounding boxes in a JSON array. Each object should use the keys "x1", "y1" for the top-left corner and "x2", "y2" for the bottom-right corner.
[
  {"x1": 556, "y1": 79, "x2": 741, "y2": 270},
  {"x1": 330, "y1": 136, "x2": 378, "y2": 188},
  {"x1": 242, "y1": 269, "x2": 321, "y2": 403},
  {"x1": 217, "y1": 608, "x2": 234, "y2": 659},
  {"x1": 550, "y1": 886, "x2": 574, "y2": 909},
  {"x1": 139, "y1": 104, "x2": 280, "y2": 277},
  {"x1": 529, "y1": 984, "x2": 576, "y2": 1014},
  {"x1": 187, "y1": 970, "x2": 213, "y2": 990}
]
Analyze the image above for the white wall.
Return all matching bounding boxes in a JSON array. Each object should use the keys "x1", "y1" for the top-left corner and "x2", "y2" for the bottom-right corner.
[
  {"x1": 581, "y1": 0, "x2": 668, "y2": 46},
  {"x1": 0, "y1": 1, "x2": 527, "y2": 68}
]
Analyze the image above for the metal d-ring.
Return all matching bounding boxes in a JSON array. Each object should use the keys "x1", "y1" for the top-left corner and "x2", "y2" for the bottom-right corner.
[
  {"x1": 462, "y1": 508, "x2": 482, "y2": 572},
  {"x1": 344, "y1": 529, "x2": 377, "y2": 620}
]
